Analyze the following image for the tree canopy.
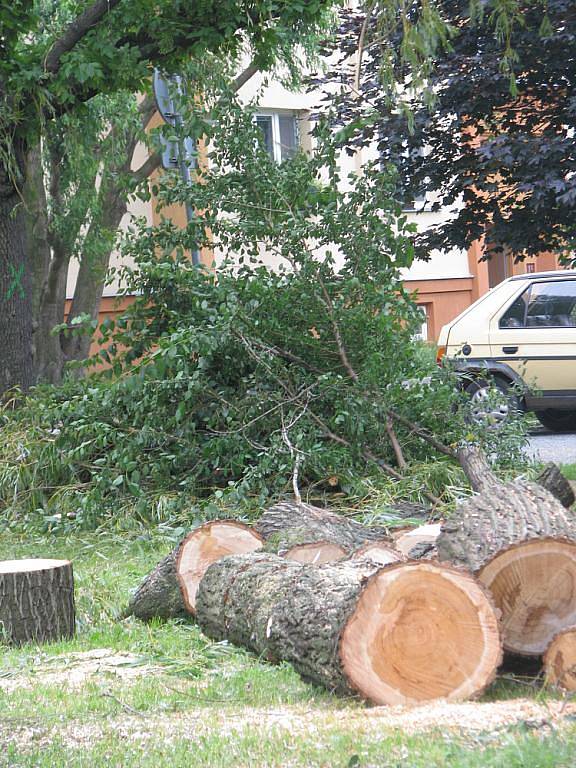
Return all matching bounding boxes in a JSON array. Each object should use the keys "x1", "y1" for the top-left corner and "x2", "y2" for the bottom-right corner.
[
  {"x1": 0, "y1": 0, "x2": 335, "y2": 393},
  {"x1": 323, "y1": 0, "x2": 576, "y2": 260}
]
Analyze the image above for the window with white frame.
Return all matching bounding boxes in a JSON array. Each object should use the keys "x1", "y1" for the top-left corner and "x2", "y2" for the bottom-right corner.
[
  {"x1": 412, "y1": 305, "x2": 429, "y2": 341},
  {"x1": 255, "y1": 112, "x2": 299, "y2": 162}
]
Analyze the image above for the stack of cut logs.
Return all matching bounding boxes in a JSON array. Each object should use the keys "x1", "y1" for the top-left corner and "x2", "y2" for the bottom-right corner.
[{"x1": 126, "y1": 453, "x2": 576, "y2": 704}]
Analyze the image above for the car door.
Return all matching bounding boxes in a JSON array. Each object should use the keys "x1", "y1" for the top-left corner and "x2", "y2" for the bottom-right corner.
[{"x1": 489, "y1": 279, "x2": 576, "y2": 397}]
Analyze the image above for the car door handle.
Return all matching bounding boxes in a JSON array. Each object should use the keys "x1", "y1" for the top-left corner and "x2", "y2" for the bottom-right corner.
[{"x1": 502, "y1": 346, "x2": 518, "y2": 354}]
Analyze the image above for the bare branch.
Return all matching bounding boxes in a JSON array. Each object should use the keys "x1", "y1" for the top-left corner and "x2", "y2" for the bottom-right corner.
[
  {"x1": 232, "y1": 328, "x2": 325, "y2": 375},
  {"x1": 385, "y1": 416, "x2": 407, "y2": 471},
  {"x1": 354, "y1": 1, "x2": 376, "y2": 92},
  {"x1": 231, "y1": 62, "x2": 259, "y2": 93},
  {"x1": 281, "y1": 407, "x2": 308, "y2": 505},
  {"x1": 131, "y1": 151, "x2": 161, "y2": 184},
  {"x1": 386, "y1": 407, "x2": 455, "y2": 457},
  {"x1": 138, "y1": 94, "x2": 157, "y2": 129},
  {"x1": 44, "y1": 0, "x2": 122, "y2": 75},
  {"x1": 317, "y1": 274, "x2": 359, "y2": 383}
]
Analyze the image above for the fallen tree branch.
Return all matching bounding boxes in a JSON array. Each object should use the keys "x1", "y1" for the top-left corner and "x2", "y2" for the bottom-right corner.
[{"x1": 385, "y1": 415, "x2": 407, "y2": 470}]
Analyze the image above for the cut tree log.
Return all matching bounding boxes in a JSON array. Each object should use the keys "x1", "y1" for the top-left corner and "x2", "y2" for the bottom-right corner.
[
  {"x1": 351, "y1": 541, "x2": 405, "y2": 566},
  {"x1": 437, "y1": 476, "x2": 576, "y2": 656},
  {"x1": 0, "y1": 559, "x2": 75, "y2": 646},
  {"x1": 384, "y1": 501, "x2": 431, "y2": 520},
  {"x1": 537, "y1": 463, "x2": 575, "y2": 509},
  {"x1": 285, "y1": 541, "x2": 347, "y2": 564},
  {"x1": 255, "y1": 501, "x2": 390, "y2": 554},
  {"x1": 395, "y1": 524, "x2": 442, "y2": 558},
  {"x1": 176, "y1": 521, "x2": 264, "y2": 615},
  {"x1": 125, "y1": 521, "x2": 263, "y2": 621},
  {"x1": 457, "y1": 445, "x2": 574, "y2": 507},
  {"x1": 124, "y1": 546, "x2": 188, "y2": 622},
  {"x1": 543, "y1": 626, "x2": 576, "y2": 690},
  {"x1": 196, "y1": 552, "x2": 502, "y2": 705}
]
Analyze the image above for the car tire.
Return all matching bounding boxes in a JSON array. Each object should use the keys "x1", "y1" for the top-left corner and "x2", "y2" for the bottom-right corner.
[
  {"x1": 534, "y1": 409, "x2": 576, "y2": 433},
  {"x1": 463, "y1": 376, "x2": 521, "y2": 426}
]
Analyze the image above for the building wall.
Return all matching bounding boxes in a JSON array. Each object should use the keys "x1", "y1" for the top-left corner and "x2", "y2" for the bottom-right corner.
[{"x1": 75, "y1": 77, "x2": 565, "y2": 345}]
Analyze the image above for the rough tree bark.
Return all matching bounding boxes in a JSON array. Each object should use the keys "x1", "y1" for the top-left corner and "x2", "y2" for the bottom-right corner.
[
  {"x1": 255, "y1": 501, "x2": 391, "y2": 554},
  {"x1": 537, "y1": 463, "x2": 575, "y2": 509},
  {"x1": 0, "y1": 559, "x2": 75, "y2": 645},
  {"x1": 438, "y1": 477, "x2": 576, "y2": 655},
  {"x1": 29, "y1": 140, "x2": 75, "y2": 384},
  {"x1": 196, "y1": 552, "x2": 502, "y2": 705},
  {"x1": 125, "y1": 520, "x2": 263, "y2": 621},
  {"x1": 124, "y1": 545, "x2": 188, "y2": 621},
  {"x1": 30, "y1": 101, "x2": 158, "y2": 384},
  {"x1": 0, "y1": 137, "x2": 34, "y2": 393}
]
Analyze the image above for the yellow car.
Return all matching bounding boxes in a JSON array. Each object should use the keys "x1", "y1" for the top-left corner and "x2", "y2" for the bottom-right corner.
[{"x1": 437, "y1": 270, "x2": 576, "y2": 432}]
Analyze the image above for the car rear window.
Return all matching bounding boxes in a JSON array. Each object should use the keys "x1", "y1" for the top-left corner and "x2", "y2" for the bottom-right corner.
[{"x1": 499, "y1": 280, "x2": 576, "y2": 328}]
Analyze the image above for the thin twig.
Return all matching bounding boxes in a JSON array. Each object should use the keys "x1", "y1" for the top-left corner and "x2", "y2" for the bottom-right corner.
[
  {"x1": 317, "y1": 274, "x2": 359, "y2": 383},
  {"x1": 101, "y1": 691, "x2": 143, "y2": 717},
  {"x1": 355, "y1": 1, "x2": 376, "y2": 92},
  {"x1": 386, "y1": 407, "x2": 455, "y2": 457}
]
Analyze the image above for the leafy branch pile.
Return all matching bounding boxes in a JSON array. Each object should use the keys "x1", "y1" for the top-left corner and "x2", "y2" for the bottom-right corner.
[{"x1": 0, "y1": 101, "x2": 526, "y2": 529}]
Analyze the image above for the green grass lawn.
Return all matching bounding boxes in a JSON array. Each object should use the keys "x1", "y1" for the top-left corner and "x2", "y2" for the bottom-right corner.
[
  {"x1": 559, "y1": 463, "x2": 576, "y2": 481},
  {"x1": 1, "y1": 530, "x2": 575, "y2": 768}
]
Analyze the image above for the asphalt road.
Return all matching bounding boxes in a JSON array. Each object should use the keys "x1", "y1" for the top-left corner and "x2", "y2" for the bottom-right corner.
[{"x1": 526, "y1": 430, "x2": 576, "y2": 464}]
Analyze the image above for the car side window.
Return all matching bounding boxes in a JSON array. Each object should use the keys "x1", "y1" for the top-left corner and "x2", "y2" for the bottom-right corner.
[
  {"x1": 525, "y1": 281, "x2": 576, "y2": 327},
  {"x1": 499, "y1": 291, "x2": 528, "y2": 328}
]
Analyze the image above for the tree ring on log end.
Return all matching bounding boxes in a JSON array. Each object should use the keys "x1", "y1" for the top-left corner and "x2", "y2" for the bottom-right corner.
[
  {"x1": 479, "y1": 538, "x2": 576, "y2": 656},
  {"x1": 543, "y1": 625, "x2": 576, "y2": 690},
  {"x1": 284, "y1": 541, "x2": 347, "y2": 565},
  {"x1": 176, "y1": 521, "x2": 263, "y2": 615},
  {"x1": 340, "y1": 562, "x2": 501, "y2": 705}
]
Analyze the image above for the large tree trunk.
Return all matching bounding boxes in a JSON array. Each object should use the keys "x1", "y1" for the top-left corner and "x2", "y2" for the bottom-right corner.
[
  {"x1": 255, "y1": 501, "x2": 390, "y2": 554},
  {"x1": 438, "y1": 479, "x2": 576, "y2": 655},
  {"x1": 0, "y1": 559, "x2": 75, "y2": 645},
  {"x1": 24, "y1": 144, "x2": 71, "y2": 385},
  {"x1": 125, "y1": 520, "x2": 263, "y2": 621},
  {"x1": 196, "y1": 553, "x2": 502, "y2": 705},
  {"x1": 0, "y1": 144, "x2": 34, "y2": 394},
  {"x1": 24, "y1": 145, "x2": 52, "y2": 329},
  {"x1": 124, "y1": 545, "x2": 188, "y2": 622},
  {"x1": 61, "y1": 127, "x2": 156, "y2": 372},
  {"x1": 61, "y1": 178, "x2": 129, "y2": 368}
]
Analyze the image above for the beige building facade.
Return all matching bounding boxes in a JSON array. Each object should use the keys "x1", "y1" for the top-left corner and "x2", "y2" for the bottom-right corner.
[{"x1": 66, "y1": 66, "x2": 562, "y2": 348}]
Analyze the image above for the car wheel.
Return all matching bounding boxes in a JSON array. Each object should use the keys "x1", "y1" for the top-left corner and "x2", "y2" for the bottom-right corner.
[
  {"x1": 463, "y1": 377, "x2": 521, "y2": 427},
  {"x1": 534, "y1": 409, "x2": 576, "y2": 433}
]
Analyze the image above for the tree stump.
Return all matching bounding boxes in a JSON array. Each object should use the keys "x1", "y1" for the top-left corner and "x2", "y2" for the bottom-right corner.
[
  {"x1": 543, "y1": 626, "x2": 576, "y2": 690},
  {"x1": 255, "y1": 501, "x2": 389, "y2": 554},
  {"x1": 125, "y1": 520, "x2": 263, "y2": 621},
  {"x1": 437, "y1": 480, "x2": 576, "y2": 655},
  {"x1": 0, "y1": 559, "x2": 75, "y2": 646},
  {"x1": 196, "y1": 552, "x2": 502, "y2": 705}
]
